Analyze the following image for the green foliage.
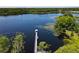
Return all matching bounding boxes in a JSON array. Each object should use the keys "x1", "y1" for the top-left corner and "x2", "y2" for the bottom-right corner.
[
  {"x1": 0, "y1": 35, "x2": 10, "y2": 53},
  {"x1": 11, "y1": 33, "x2": 25, "y2": 53},
  {"x1": 55, "y1": 31, "x2": 79, "y2": 53},
  {"x1": 64, "y1": 12, "x2": 73, "y2": 17},
  {"x1": 63, "y1": 39, "x2": 73, "y2": 44},
  {"x1": 38, "y1": 41, "x2": 51, "y2": 52},
  {"x1": 0, "y1": 8, "x2": 79, "y2": 15},
  {"x1": 0, "y1": 33, "x2": 25, "y2": 53},
  {"x1": 54, "y1": 15, "x2": 78, "y2": 35},
  {"x1": 54, "y1": 13, "x2": 79, "y2": 53}
]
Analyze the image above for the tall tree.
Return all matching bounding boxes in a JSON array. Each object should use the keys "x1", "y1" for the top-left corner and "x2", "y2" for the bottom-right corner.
[
  {"x1": 0, "y1": 35, "x2": 10, "y2": 53},
  {"x1": 11, "y1": 33, "x2": 25, "y2": 53}
]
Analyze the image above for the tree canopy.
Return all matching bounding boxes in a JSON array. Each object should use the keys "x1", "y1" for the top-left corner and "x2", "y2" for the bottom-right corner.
[
  {"x1": 54, "y1": 14, "x2": 79, "y2": 53},
  {"x1": 55, "y1": 30, "x2": 79, "y2": 53},
  {"x1": 0, "y1": 33, "x2": 25, "y2": 53},
  {"x1": 0, "y1": 35, "x2": 10, "y2": 53},
  {"x1": 38, "y1": 41, "x2": 51, "y2": 53},
  {"x1": 54, "y1": 15, "x2": 79, "y2": 35},
  {"x1": 11, "y1": 33, "x2": 25, "y2": 53}
]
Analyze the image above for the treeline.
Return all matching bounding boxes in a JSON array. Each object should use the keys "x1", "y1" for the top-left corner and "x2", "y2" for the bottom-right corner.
[{"x1": 0, "y1": 8, "x2": 79, "y2": 15}]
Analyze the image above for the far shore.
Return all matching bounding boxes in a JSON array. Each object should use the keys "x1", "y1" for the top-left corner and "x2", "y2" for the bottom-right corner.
[{"x1": 0, "y1": 8, "x2": 79, "y2": 16}]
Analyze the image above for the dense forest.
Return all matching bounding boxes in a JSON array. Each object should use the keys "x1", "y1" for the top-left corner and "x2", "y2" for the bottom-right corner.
[
  {"x1": 0, "y1": 8, "x2": 79, "y2": 15},
  {"x1": 54, "y1": 13, "x2": 79, "y2": 53}
]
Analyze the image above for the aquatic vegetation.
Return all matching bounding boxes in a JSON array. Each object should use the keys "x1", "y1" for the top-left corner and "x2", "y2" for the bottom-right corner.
[{"x1": 43, "y1": 23, "x2": 55, "y2": 31}]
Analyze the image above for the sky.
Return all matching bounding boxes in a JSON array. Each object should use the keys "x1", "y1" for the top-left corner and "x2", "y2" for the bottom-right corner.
[{"x1": 0, "y1": 0, "x2": 79, "y2": 7}]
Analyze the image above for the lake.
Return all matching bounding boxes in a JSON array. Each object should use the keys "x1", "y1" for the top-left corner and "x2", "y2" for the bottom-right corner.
[{"x1": 0, "y1": 14, "x2": 66, "y2": 53}]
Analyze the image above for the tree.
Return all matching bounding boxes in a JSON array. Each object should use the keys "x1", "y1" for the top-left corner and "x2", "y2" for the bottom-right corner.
[
  {"x1": 38, "y1": 41, "x2": 51, "y2": 53},
  {"x1": 54, "y1": 15, "x2": 78, "y2": 35},
  {"x1": 0, "y1": 35, "x2": 10, "y2": 53},
  {"x1": 55, "y1": 30, "x2": 79, "y2": 53},
  {"x1": 11, "y1": 33, "x2": 25, "y2": 53}
]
